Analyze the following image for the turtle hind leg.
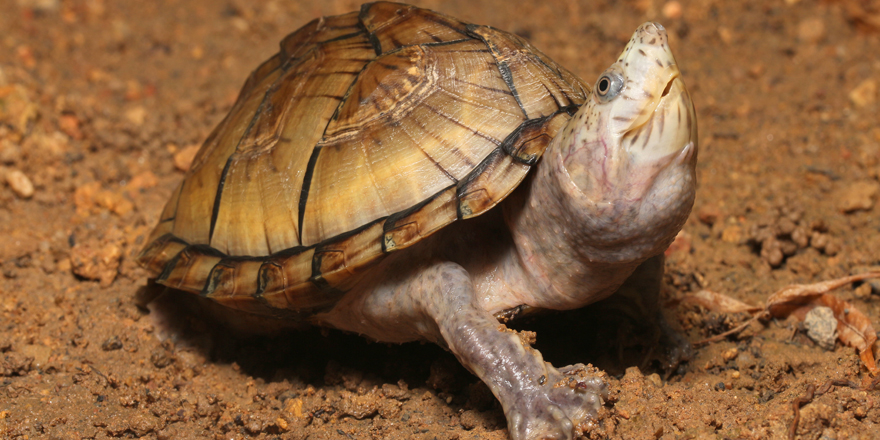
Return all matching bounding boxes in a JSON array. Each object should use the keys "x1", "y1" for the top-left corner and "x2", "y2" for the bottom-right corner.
[{"x1": 323, "y1": 261, "x2": 607, "y2": 440}]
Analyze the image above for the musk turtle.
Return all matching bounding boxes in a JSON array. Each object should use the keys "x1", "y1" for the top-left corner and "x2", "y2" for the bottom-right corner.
[{"x1": 139, "y1": 2, "x2": 698, "y2": 439}]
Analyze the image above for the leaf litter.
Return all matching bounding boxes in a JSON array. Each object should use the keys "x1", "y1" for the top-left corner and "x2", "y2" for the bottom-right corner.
[{"x1": 684, "y1": 272, "x2": 880, "y2": 375}]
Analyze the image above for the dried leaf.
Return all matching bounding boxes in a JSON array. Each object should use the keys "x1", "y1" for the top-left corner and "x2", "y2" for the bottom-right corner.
[
  {"x1": 816, "y1": 293, "x2": 879, "y2": 375},
  {"x1": 766, "y1": 272, "x2": 880, "y2": 318},
  {"x1": 691, "y1": 272, "x2": 880, "y2": 375},
  {"x1": 763, "y1": 272, "x2": 880, "y2": 375},
  {"x1": 681, "y1": 290, "x2": 761, "y2": 314}
]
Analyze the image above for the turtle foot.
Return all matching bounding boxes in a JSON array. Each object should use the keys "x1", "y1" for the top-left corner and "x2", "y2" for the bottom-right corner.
[{"x1": 505, "y1": 364, "x2": 607, "y2": 440}]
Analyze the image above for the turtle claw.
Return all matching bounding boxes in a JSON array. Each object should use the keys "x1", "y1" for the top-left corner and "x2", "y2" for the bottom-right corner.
[{"x1": 505, "y1": 364, "x2": 607, "y2": 440}]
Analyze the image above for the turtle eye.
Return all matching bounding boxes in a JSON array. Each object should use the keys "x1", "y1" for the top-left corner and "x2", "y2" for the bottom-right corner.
[{"x1": 595, "y1": 71, "x2": 624, "y2": 102}]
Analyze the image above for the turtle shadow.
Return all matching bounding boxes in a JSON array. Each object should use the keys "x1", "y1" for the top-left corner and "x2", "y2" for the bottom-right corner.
[
  {"x1": 135, "y1": 281, "x2": 687, "y2": 391},
  {"x1": 509, "y1": 298, "x2": 691, "y2": 378},
  {"x1": 135, "y1": 283, "x2": 453, "y2": 388}
]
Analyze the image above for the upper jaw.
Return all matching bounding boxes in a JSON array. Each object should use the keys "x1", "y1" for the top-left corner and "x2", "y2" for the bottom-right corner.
[
  {"x1": 556, "y1": 21, "x2": 697, "y2": 220},
  {"x1": 605, "y1": 22, "x2": 686, "y2": 142},
  {"x1": 621, "y1": 76, "x2": 697, "y2": 165}
]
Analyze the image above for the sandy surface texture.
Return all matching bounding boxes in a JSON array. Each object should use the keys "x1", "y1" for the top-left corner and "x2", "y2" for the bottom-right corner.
[{"x1": 2, "y1": 0, "x2": 880, "y2": 439}]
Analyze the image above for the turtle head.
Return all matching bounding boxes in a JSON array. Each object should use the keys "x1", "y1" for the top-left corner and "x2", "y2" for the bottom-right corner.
[{"x1": 551, "y1": 22, "x2": 697, "y2": 260}]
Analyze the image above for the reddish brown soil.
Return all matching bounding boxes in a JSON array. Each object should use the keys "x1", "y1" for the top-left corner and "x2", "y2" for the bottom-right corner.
[{"x1": 2, "y1": 0, "x2": 880, "y2": 439}]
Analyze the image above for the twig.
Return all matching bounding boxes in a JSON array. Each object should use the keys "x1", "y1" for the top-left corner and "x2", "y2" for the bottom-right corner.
[{"x1": 692, "y1": 313, "x2": 766, "y2": 346}]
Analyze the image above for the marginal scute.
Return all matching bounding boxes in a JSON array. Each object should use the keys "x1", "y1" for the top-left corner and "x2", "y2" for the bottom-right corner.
[
  {"x1": 257, "y1": 261, "x2": 285, "y2": 296},
  {"x1": 203, "y1": 263, "x2": 270, "y2": 315},
  {"x1": 139, "y1": 235, "x2": 187, "y2": 276},
  {"x1": 259, "y1": 248, "x2": 343, "y2": 312},
  {"x1": 138, "y1": 2, "x2": 590, "y2": 317},
  {"x1": 162, "y1": 248, "x2": 223, "y2": 293},
  {"x1": 312, "y1": 220, "x2": 386, "y2": 290},
  {"x1": 502, "y1": 110, "x2": 574, "y2": 165},
  {"x1": 151, "y1": 180, "x2": 183, "y2": 242},
  {"x1": 203, "y1": 263, "x2": 233, "y2": 296},
  {"x1": 203, "y1": 259, "x2": 263, "y2": 306},
  {"x1": 457, "y1": 148, "x2": 530, "y2": 220},
  {"x1": 383, "y1": 185, "x2": 458, "y2": 252}
]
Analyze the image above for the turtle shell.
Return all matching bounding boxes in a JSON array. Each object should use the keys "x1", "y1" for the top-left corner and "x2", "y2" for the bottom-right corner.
[{"x1": 139, "y1": 1, "x2": 589, "y2": 317}]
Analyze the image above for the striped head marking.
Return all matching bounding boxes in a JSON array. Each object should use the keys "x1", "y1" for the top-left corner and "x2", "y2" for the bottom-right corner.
[
  {"x1": 611, "y1": 22, "x2": 697, "y2": 164},
  {"x1": 549, "y1": 22, "x2": 698, "y2": 252}
]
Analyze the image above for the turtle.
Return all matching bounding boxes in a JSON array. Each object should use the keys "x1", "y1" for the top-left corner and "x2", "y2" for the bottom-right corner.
[{"x1": 138, "y1": 2, "x2": 698, "y2": 439}]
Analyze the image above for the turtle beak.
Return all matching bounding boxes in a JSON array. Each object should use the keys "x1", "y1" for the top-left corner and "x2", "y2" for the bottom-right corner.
[
  {"x1": 613, "y1": 23, "x2": 697, "y2": 167},
  {"x1": 623, "y1": 75, "x2": 697, "y2": 165}
]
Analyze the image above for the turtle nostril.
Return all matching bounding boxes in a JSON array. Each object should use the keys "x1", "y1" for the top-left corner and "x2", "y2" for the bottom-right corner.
[{"x1": 644, "y1": 22, "x2": 664, "y2": 35}]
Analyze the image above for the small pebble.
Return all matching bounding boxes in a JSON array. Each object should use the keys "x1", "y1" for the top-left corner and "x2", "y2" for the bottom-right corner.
[
  {"x1": 717, "y1": 27, "x2": 733, "y2": 45},
  {"x1": 804, "y1": 306, "x2": 837, "y2": 350},
  {"x1": 797, "y1": 17, "x2": 826, "y2": 44},
  {"x1": 849, "y1": 79, "x2": 877, "y2": 108},
  {"x1": 791, "y1": 226, "x2": 810, "y2": 248},
  {"x1": 664, "y1": 230, "x2": 691, "y2": 256},
  {"x1": 69, "y1": 242, "x2": 122, "y2": 286},
  {"x1": 150, "y1": 349, "x2": 174, "y2": 368},
  {"x1": 662, "y1": 1, "x2": 683, "y2": 19},
  {"x1": 838, "y1": 180, "x2": 879, "y2": 212},
  {"x1": 58, "y1": 114, "x2": 83, "y2": 140},
  {"x1": 459, "y1": 410, "x2": 480, "y2": 430},
  {"x1": 854, "y1": 283, "x2": 872, "y2": 299},
  {"x1": 820, "y1": 428, "x2": 838, "y2": 440},
  {"x1": 5, "y1": 169, "x2": 34, "y2": 198},
  {"x1": 760, "y1": 238, "x2": 784, "y2": 267},
  {"x1": 124, "y1": 105, "x2": 147, "y2": 126},
  {"x1": 777, "y1": 217, "x2": 796, "y2": 235},
  {"x1": 101, "y1": 336, "x2": 123, "y2": 351},
  {"x1": 0, "y1": 84, "x2": 38, "y2": 133},
  {"x1": 0, "y1": 139, "x2": 21, "y2": 164},
  {"x1": 173, "y1": 144, "x2": 201, "y2": 172},
  {"x1": 810, "y1": 231, "x2": 828, "y2": 251},
  {"x1": 720, "y1": 225, "x2": 743, "y2": 243},
  {"x1": 191, "y1": 45, "x2": 205, "y2": 60},
  {"x1": 748, "y1": 63, "x2": 765, "y2": 78},
  {"x1": 697, "y1": 204, "x2": 721, "y2": 225},
  {"x1": 779, "y1": 238, "x2": 798, "y2": 256},
  {"x1": 823, "y1": 239, "x2": 840, "y2": 256}
]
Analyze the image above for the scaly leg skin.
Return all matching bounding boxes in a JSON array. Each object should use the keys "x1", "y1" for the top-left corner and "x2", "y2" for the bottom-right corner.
[{"x1": 323, "y1": 262, "x2": 608, "y2": 440}]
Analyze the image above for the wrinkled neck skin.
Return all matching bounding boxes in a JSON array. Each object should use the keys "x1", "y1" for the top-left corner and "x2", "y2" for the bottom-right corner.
[
  {"x1": 501, "y1": 22, "x2": 698, "y2": 311},
  {"x1": 503, "y1": 118, "x2": 695, "y2": 311}
]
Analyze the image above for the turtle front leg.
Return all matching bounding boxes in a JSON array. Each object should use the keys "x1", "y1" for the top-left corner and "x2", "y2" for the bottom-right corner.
[{"x1": 322, "y1": 262, "x2": 607, "y2": 440}]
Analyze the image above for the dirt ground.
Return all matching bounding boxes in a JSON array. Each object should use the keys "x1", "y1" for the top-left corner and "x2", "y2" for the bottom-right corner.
[{"x1": 2, "y1": 0, "x2": 880, "y2": 439}]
